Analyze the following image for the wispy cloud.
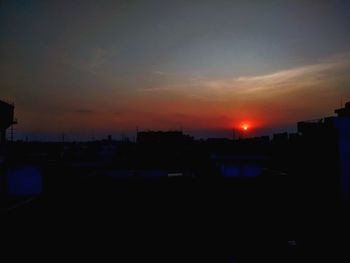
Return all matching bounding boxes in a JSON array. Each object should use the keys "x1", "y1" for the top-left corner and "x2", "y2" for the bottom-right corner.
[
  {"x1": 229, "y1": 55, "x2": 344, "y2": 84},
  {"x1": 182, "y1": 52, "x2": 350, "y2": 101}
]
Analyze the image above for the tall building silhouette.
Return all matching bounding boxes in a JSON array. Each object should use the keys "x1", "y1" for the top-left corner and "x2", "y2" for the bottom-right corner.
[
  {"x1": 333, "y1": 102, "x2": 350, "y2": 200},
  {"x1": 297, "y1": 102, "x2": 350, "y2": 200}
]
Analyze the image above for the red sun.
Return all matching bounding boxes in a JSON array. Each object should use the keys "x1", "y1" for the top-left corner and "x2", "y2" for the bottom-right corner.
[
  {"x1": 233, "y1": 121, "x2": 254, "y2": 133},
  {"x1": 240, "y1": 123, "x2": 250, "y2": 131}
]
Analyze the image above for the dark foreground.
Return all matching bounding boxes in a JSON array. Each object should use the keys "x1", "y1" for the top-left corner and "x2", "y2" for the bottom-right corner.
[{"x1": 3, "y1": 175, "x2": 350, "y2": 263}]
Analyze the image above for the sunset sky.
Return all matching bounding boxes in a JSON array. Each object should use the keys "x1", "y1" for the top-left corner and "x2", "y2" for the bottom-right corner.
[{"x1": 1, "y1": 0, "x2": 350, "y2": 140}]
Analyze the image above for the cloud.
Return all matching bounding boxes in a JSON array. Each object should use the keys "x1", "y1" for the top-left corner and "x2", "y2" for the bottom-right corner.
[{"x1": 184, "y1": 51, "x2": 350, "y2": 101}]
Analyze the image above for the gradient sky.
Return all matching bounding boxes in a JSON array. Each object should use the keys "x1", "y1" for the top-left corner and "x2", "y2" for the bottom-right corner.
[{"x1": 1, "y1": 0, "x2": 350, "y2": 140}]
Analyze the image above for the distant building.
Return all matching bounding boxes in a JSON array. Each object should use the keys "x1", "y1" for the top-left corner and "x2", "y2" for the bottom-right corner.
[
  {"x1": 0, "y1": 100, "x2": 16, "y2": 145},
  {"x1": 289, "y1": 133, "x2": 300, "y2": 141},
  {"x1": 273, "y1": 132, "x2": 288, "y2": 143},
  {"x1": 297, "y1": 118, "x2": 332, "y2": 135},
  {"x1": 137, "y1": 131, "x2": 193, "y2": 145}
]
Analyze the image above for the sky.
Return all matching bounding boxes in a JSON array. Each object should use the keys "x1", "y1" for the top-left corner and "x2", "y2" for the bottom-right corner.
[{"x1": 1, "y1": 0, "x2": 350, "y2": 140}]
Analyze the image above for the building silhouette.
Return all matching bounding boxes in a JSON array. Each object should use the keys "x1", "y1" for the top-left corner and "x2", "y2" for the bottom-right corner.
[
  {"x1": 137, "y1": 130, "x2": 193, "y2": 145},
  {"x1": 333, "y1": 102, "x2": 350, "y2": 200},
  {"x1": 0, "y1": 100, "x2": 16, "y2": 145},
  {"x1": 297, "y1": 102, "x2": 350, "y2": 200}
]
